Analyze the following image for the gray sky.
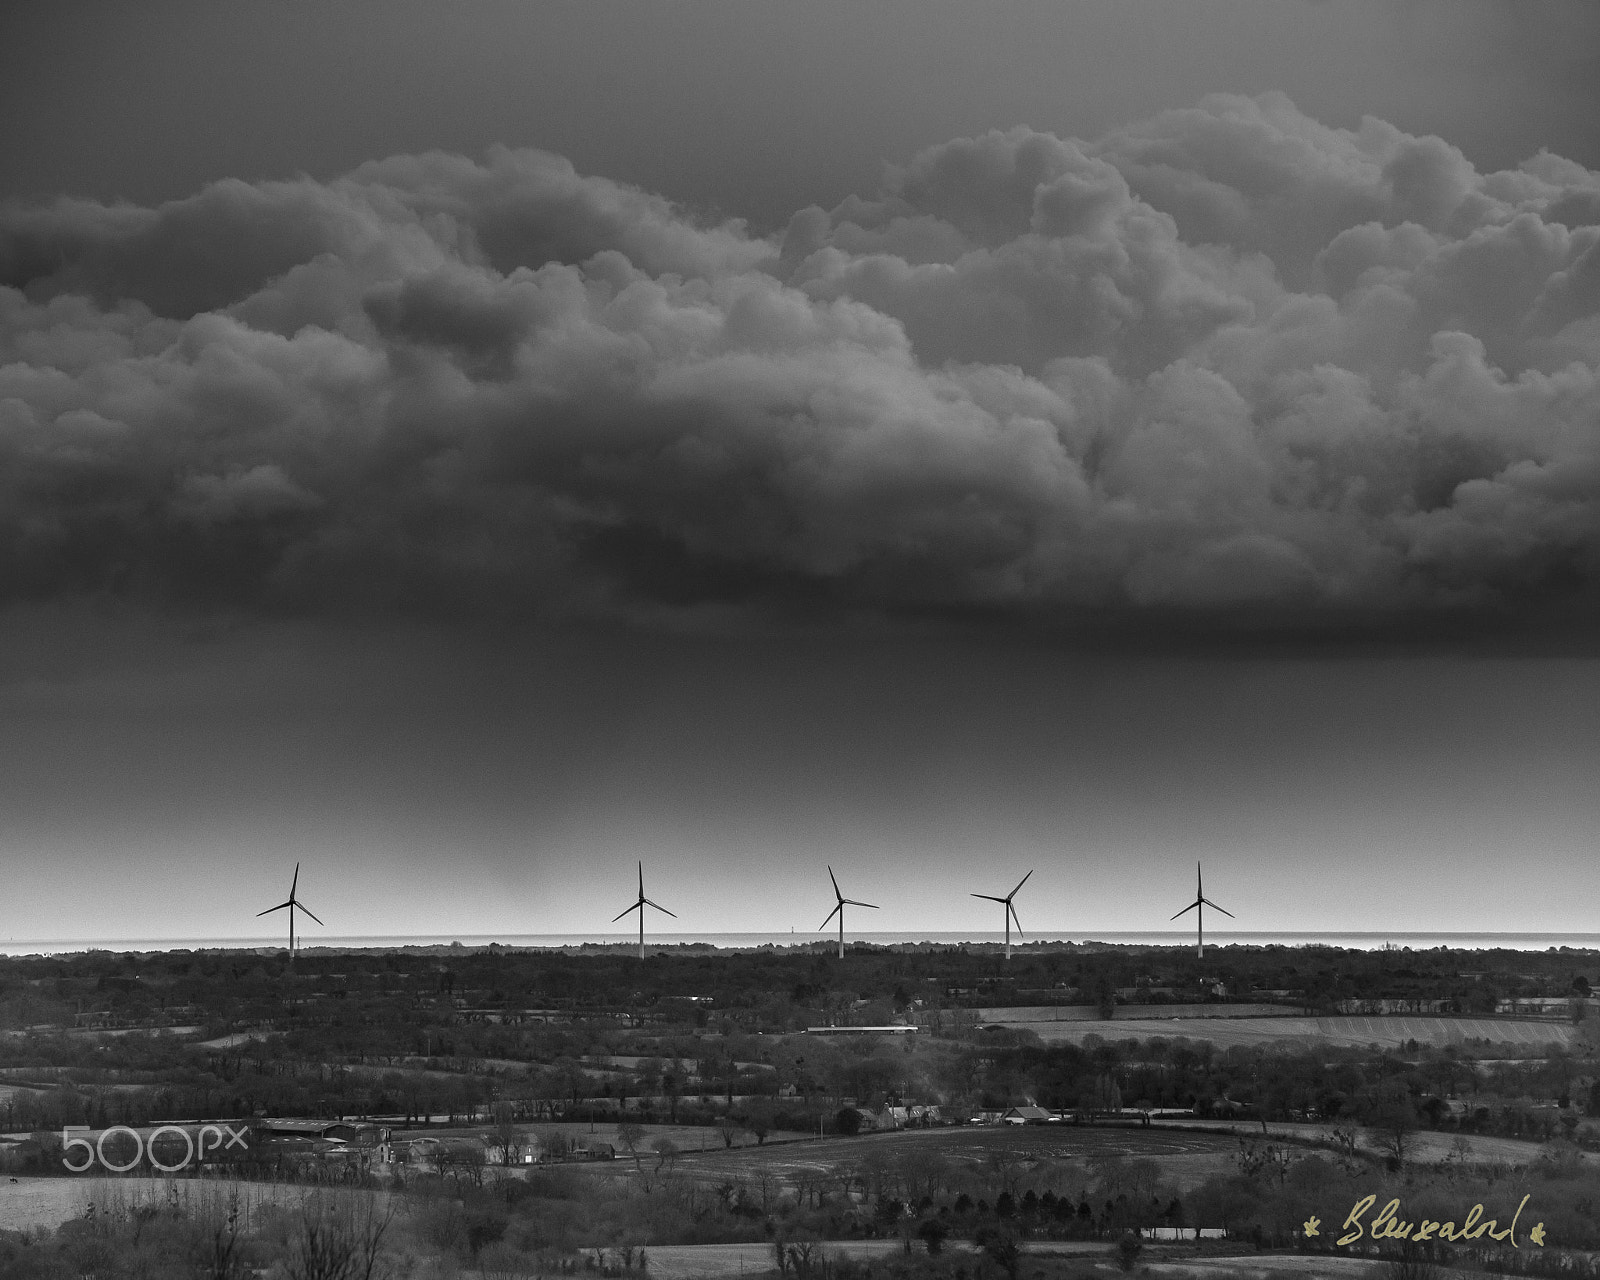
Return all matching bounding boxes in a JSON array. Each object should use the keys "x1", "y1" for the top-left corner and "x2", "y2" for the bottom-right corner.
[
  {"x1": 1, "y1": 0, "x2": 1597, "y2": 943},
  {"x1": 4, "y1": 1, "x2": 1597, "y2": 225},
  {"x1": 5, "y1": 615, "x2": 1599, "y2": 940}
]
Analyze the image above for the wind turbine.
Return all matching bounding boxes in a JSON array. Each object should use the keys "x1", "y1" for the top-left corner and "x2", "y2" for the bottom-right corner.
[
  {"x1": 257, "y1": 863, "x2": 323, "y2": 955},
  {"x1": 819, "y1": 866, "x2": 877, "y2": 960},
  {"x1": 1171, "y1": 862, "x2": 1233, "y2": 959},
  {"x1": 972, "y1": 870, "x2": 1032, "y2": 962},
  {"x1": 613, "y1": 862, "x2": 675, "y2": 960}
]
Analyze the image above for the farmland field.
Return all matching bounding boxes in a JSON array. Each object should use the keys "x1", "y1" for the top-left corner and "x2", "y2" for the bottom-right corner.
[
  {"x1": 999, "y1": 1015, "x2": 1574, "y2": 1050},
  {"x1": 1152, "y1": 1119, "x2": 1585, "y2": 1168},
  {"x1": 981, "y1": 1004, "x2": 1303, "y2": 1022},
  {"x1": 1143, "y1": 1258, "x2": 1384, "y2": 1280},
  {"x1": 633, "y1": 1240, "x2": 1383, "y2": 1280},
  {"x1": 662, "y1": 1123, "x2": 1246, "y2": 1192},
  {"x1": 392, "y1": 1120, "x2": 814, "y2": 1153},
  {"x1": 654, "y1": 1117, "x2": 1571, "y2": 1191}
]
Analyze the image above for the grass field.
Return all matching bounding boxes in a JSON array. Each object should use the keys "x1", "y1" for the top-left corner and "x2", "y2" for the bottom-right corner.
[
  {"x1": 0, "y1": 1176, "x2": 328, "y2": 1234},
  {"x1": 1002, "y1": 1015, "x2": 1574, "y2": 1050}
]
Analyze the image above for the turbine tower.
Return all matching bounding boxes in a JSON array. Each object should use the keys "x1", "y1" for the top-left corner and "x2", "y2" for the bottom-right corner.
[
  {"x1": 1170, "y1": 862, "x2": 1233, "y2": 959},
  {"x1": 819, "y1": 866, "x2": 877, "y2": 960},
  {"x1": 613, "y1": 862, "x2": 675, "y2": 960},
  {"x1": 971, "y1": 869, "x2": 1032, "y2": 962},
  {"x1": 257, "y1": 863, "x2": 323, "y2": 955}
]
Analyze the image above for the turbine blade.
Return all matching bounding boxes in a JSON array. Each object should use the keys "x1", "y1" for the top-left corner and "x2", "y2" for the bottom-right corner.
[
  {"x1": 1009, "y1": 902, "x2": 1024, "y2": 938},
  {"x1": 844, "y1": 899, "x2": 878, "y2": 909},
  {"x1": 257, "y1": 902, "x2": 291, "y2": 916},
  {"x1": 644, "y1": 899, "x2": 676, "y2": 918},
  {"x1": 828, "y1": 866, "x2": 841, "y2": 900},
  {"x1": 1009, "y1": 869, "x2": 1033, "y2": 898},
  {"x1": 638, "y1": 862, "x2": 645, "y2": 897},
  {"x1": 819, "y1": 903, "x2": 841, "y2": 930},
  {"x1": 1202, "y1": 898, "x2": 1235, "y2": 918},
  {"x1": 292, "y1": 863, "x2": 299, "y2": 896},
  {"x1": 971, "y1": 894, "x2": 1007, "y2": 903},
  {"x1": 1171, "y1": 901, "x2": 1199, "y2": 920},
  {"x1": 612, "y1": 905, "x2": 639, "y2": 923},
  {"x1": 297, "y1": 903, "x2": 325, "y2": 927}
]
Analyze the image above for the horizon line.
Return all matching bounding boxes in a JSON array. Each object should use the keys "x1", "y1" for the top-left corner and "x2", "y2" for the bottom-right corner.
[{"x1": 7, "y1": 928, "x2": 1600, "y2": 954}]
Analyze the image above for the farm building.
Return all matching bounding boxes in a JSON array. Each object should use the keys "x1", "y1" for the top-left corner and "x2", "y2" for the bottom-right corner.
[
  {"x1": 1141, "y1": 1227, "x2": 1228, "y2": 1240},
  {"x1": 805, "y1": 1025, "x2": 916, "y2": 1036},
  {"x1": 255, "y1": 1119, "x2": 389, "y2": 1146},
  {"x1": 1001, "y1": 1105, "x2": 1056, "y2": 1124}
]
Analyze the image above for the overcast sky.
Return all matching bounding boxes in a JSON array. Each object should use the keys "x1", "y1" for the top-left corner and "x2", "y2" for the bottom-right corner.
[{"x1": 2, "y1": 0, "x2": 1598, "y2": 944}]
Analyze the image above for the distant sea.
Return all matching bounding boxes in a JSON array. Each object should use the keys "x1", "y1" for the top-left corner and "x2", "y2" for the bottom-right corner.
[{"x1": 5, "y1": 931, "x2": 1600, "y2": 957}]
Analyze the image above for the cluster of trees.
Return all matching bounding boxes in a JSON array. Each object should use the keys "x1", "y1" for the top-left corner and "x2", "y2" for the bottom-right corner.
[
  {"x1": 962, "y1": 1033, "x2": 1597, "y2": 1133},
  {"x1": 3, "y1": 945, "x2": 1598, "y2": 1201},
  {"x1": 4, "y1": 943, "x2": 1597, "y2": 1038},
  {"x1": 2, "y1": 1021, "x2": 1596, "y2": 1164}
]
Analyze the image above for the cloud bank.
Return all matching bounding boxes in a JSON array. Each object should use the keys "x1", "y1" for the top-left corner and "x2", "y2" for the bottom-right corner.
[{"x1": 2, "y1": 94, "x2": 1598, "y2": 642}]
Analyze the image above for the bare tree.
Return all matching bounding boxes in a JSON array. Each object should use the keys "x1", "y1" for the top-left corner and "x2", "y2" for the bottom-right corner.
[
  {"x1": 195, "y1": 1188, "x2": 246, "y2": 1280},
  {"x1": 437, "y1": 1141, "x2": 486, "y2": 1189},
  {"x1": 1328, "y1": 1124, "x2": 1364, "y2": 1172},
  {"x1": 617, "y1": 1121, "x2": 647, "y2": 1170},
  {"x1": 1235, "y1": 1137, "x2": 1294, "y2": 1185},
  {"x1": 283, "y1": 1192, "x2": 395, "y2": 1280},
  {"x1": 792, "y1": 1166, "x2": 823, "y2": 1209},
  {"x1": 749, "y1": 1168, "x2": 779, "y2": 1214},
  {"x1": 987, "y1": 1147, "x2": 1028, "y2": 1197},
  {"x1": 1366, "y1": 1088, "x2": 1420, "y2": 1169},
  {"x1": 490, "y1": 1101, "x2": 525, "y2": 1168}
]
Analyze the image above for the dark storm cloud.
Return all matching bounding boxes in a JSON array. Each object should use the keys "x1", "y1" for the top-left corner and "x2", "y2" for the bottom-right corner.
[{"x1": 2, "y1": 96, "x2": 1598, "y2": 640}]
